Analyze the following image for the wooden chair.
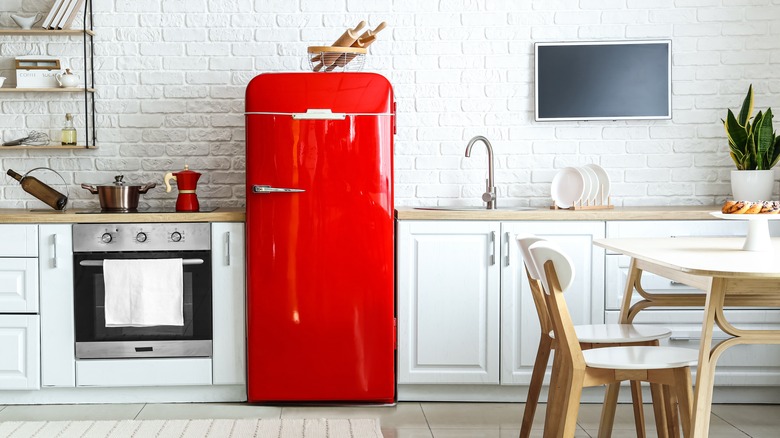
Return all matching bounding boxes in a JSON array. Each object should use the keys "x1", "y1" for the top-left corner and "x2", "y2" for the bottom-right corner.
[
  {"x1": 529, "y1": 240, "x2": 697, "y2": 438},
  {"x1": 516, "y1": 235, "x2": 676, "y2": 438}
]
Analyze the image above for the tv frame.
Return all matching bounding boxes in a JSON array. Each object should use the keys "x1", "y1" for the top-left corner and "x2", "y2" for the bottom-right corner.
[{"x1": 534, "y1": 39, "x2": 672, "y2": 122}]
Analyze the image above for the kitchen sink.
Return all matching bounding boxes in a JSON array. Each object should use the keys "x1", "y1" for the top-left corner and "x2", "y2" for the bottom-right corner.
[{"x1": 413, "y1": 206, "x2": 537, "y2": 211}]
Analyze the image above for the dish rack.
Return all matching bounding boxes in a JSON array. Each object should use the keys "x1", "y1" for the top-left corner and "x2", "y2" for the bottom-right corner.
[
  {"x1": 550, "y1": 194, "x2": 614, "y2": 210},
  {"x1": 307, "y1": 46, "x2": 367, "y2": 72}
]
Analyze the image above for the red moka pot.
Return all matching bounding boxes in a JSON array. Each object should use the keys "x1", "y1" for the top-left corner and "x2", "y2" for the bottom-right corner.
[{"x1": 164, "y1": 165, "x2": 201, "y2": 212}]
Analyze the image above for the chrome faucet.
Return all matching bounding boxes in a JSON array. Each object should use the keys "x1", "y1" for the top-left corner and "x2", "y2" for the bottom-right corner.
[{"x1": 465, "y1": 135, "x2": 496, "y2": 209}]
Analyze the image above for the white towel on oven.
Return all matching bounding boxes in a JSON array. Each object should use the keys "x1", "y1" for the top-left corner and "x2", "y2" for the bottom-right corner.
[{"x1": 103, "y1": 258, "x2": 184, "y2": 327}]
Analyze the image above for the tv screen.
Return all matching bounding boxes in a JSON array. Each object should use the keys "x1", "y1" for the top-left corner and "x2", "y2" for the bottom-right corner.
[{"x1": 535, "y1": 40, "x2": 672, "y2": 121}]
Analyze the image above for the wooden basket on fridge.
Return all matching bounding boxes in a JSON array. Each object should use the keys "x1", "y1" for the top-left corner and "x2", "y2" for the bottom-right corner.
[{"x1": 308, "y1": 46, "x2": 367, "y2": 72}]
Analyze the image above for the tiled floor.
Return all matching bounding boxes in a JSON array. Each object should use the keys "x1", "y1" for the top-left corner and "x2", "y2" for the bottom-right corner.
[{"x1": 0, "y1": 401, "x2": 778, "y2": 437}]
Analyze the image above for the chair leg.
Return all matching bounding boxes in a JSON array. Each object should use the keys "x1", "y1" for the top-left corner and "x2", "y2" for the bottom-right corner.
[
  {"x1": 630, "y1": 380, "x2": 647, "y2": 438},
  {"x1": 672, "y1": 367, "x2": 694, "y2": 438},
  {"x1": 664, "y1": 384, "x2": 680, "y2": 438},
  {"x1": 544, "y1": 351, "x2": 567, "y2": 438},
  {"x1": 558, "y1": 367, "x2": 585, "y2": 438},
  {"x1": 598, "y1": 382, "x2": 620, "y2": 438},
  {"x1": 650, "y1": 383, "x2": 671, "y2": 438},
  {"x1": 520, "y1": 335, "x2": 553, "y2": 438}
]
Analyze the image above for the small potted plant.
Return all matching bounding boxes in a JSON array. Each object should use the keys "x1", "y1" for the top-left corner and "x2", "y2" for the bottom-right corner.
[{"x1": 725, "y1": 84, "x2": 780, "y2": 200}]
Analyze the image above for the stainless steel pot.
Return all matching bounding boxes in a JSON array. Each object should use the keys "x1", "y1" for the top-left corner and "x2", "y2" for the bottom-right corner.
[{"x1": 81, "y1": 175, "x2": 156, "y2": 211}]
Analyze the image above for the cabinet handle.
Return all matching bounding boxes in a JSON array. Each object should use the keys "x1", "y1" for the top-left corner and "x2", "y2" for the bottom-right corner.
[
  {"x1": 225, "y1": 231, "x2": 231, "y2": 266},
  {"x1": 505, "y1": 231, "x2": 511, "y2": 266},
  {"x1": 52, "y1": 234, "x2": 58, "y2": 268},
  {"x1": 490, "y1": 231, "x2": 496, "y2": 266}
]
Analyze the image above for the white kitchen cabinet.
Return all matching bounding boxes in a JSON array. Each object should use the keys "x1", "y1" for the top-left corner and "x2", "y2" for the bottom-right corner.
[
  {"x1": 38, "y1": 224, "x2": 75, "y2": 387},
  {"x1": 0, "y1": 224, "x2": 41, "y2": 390},
  {"x1": 397, "y1": 220, "x2": 605, "y2": 387},
  {"x1": 605, "y1": 220, "x2": 780, "y2": 386},
  {"x1": 397, "y1": 221, "x2": 501, "y2": 384},
  {"x1": 211, "y1": 222, "x2": 246, "y2": 385},
  {"x1": 0, "y1": 314, "x2": 40, "y2": 390},
  {"x1": 500, "y1": 221, "x2": 605, "y2": 385},
  {"x1": 0, "y1": 258, "x2": 39, "y2": 313}
]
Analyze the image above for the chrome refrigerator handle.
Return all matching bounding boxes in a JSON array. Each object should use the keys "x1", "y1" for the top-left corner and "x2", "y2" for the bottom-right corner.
[{"x1": 252, "y1": 185, "x2": 305, "y2": 194}]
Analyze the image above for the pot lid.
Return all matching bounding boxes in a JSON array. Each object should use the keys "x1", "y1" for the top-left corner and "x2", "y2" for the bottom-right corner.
[{"x1": 93, "y1": 175, "x2": 148, "y2": 187}]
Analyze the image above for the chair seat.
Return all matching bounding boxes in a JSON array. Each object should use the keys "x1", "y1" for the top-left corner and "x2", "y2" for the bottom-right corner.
[
  {"x1": 584, "y1": 346, "x2": 699, "y2": 370},
  {"x1": 574, "y1": 324, "x2": 672, "y2": 343}
]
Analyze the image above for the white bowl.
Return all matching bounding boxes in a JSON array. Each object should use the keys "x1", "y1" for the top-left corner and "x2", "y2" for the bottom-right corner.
[
  {"x1": 585, "y1": 163, "x2": 610, "y2": 203},
  {"x1": 551, "y1": 167, "x2": 584, "y2": 209},
  {"x1": 0, "y1": 77, "x2": 5, "y2": 88}
]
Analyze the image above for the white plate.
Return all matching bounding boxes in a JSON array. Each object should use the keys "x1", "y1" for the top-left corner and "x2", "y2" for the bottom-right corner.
[
  {"x1": 585, "y1": 163, "x2": 610, "y2": 203},
  {"x1": 709, "y1": 212, "x2": 780, "y2": 221},
  {"x1": 578, "y1": 165, "x2": 599, "y2": 204},
  {"x1": 551, "y1": 167, "x2": 584, "y2": 208},
  {"x1": 710, "y1": 211, "x2": 780, "y2": 251}
]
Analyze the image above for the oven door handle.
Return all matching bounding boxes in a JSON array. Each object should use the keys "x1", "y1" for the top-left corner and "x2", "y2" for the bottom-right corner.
[{"x1": 79, "y1": 258, "x2": 204, "y2": 267}]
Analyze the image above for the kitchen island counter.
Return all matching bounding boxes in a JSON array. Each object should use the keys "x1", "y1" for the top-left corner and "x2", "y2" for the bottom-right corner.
[
  {"x1": 396, "y1": 205, "x2": 720, "y2": 221},
  {"x1": 0, "y1": 207, "x2": 245, "y2": 224}
]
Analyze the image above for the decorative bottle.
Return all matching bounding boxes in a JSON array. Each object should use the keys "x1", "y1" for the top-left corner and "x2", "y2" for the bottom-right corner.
[
  {"x1": 6, "y1": 169, "x2": 68, "y2": 210},
  {"x1": 61, "y1": 113, "x2": 77, "y2": 146}
]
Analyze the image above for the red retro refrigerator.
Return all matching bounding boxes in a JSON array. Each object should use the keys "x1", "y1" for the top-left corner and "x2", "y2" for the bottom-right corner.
[{"x1": 244, "y1": 72, "x2": 395, "y2": 403}]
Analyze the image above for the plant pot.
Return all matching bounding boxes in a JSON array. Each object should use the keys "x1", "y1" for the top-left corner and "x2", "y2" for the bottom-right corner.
[{"x1": 730, "y1": 169, "x2": 776, "y2": 201}]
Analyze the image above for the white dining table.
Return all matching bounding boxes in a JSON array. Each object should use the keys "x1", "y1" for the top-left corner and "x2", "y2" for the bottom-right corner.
[{"x1": 593, "y1": 237, "x2": 780, "y2": 438}]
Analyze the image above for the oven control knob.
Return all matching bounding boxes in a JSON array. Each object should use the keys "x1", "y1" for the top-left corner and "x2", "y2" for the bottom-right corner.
[
  {"x1": 101, "y1": 233, "x2": 112, "y2": 244},
  {"x1": 170, "y1": 231, "x2": 182, "y2": 242},
  {"x1": 136, "y1": 232, "x2": 147, "y2": 243}
]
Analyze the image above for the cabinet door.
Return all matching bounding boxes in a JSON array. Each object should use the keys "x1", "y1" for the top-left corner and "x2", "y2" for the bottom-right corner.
[
  {"x1": 211, "y1": 222, "x2": 246, "y2": 386},
  {"x1": 397, "y1": 221, "x2": 501, "y2": 384},
  {"x1": 0, "y1": 315, "x2": 40, "y2": 390},
  {"x1": 500, "y1": 221, "x2": 605, "y2": 385},
  {"x1": 0, "y1": 258, "x2": 39, "y2": 313},
  {"x1": 0, "y1": 224, "x2": 37, "y2": 257},
  {"x1": 39, "y1": 224, "x2": 75, "y2": 387}
]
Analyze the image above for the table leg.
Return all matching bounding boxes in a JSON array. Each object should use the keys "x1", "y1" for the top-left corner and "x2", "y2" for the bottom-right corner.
[
  {"x1": 618, "y1": 258, "x2": 642, "y2": 323},
  {"x1": 689, "y1": 277, "x2": 726, "y2": 438}
]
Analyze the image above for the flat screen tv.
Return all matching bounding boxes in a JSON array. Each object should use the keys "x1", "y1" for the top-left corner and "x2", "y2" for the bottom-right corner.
[{"x1": 535, "y1": 40, "x2": 672, "y2": 121}]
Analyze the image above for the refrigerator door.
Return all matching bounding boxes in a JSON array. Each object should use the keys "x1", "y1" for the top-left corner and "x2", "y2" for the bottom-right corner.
[{"x1": 245, "y1": 73, "x2": 395, "y2": 403}]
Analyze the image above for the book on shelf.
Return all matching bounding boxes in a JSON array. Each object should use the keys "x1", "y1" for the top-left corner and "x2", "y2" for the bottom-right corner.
[
  {"x1": 41, "y1": 0, "x2": 67, "y2": 29},
  {"x1": 50, "y1": 0, "x2": 73, "y2": 30},
  {"x1": 57, "y1": 0, "x2": 86, "y2": 30}
]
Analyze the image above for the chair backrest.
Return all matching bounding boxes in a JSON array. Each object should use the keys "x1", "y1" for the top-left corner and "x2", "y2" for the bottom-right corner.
[
  {"x1": 516, "y1": 234, "x2": 546, "y2": 280},
  {"x1": 516, "y1": 234, "x2": 554, "y2": 334},
  {"x1": 528, "y1": 240, "x2": 584, "y2": 366}
]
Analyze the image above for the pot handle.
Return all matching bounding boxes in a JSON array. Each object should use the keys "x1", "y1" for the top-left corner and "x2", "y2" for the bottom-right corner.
[
  {"x1": 137, "y1": 182, "x2": 157, "y2": 194},
  {"x1": 81, "y1": 183, "x2": 99, "y2": 194},
  {"x1": 164, "y1": 172, "x2": 176, "y2": 193}
]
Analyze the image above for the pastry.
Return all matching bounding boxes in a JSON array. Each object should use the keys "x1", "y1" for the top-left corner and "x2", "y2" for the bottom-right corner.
[
  {"x1": 745, "y1": 202, "x2": 763, "y2": 214},
  {"x1": 723, "y1": 200, "x2": 750, "y2": 214}
]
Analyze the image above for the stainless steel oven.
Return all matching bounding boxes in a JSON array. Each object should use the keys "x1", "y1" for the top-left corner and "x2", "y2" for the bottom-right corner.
[{"x1": 72, "y1": 222, "x2": 212, "y2": 359}]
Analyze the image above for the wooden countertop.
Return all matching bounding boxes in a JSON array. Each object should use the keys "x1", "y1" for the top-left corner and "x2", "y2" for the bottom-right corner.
[
  {"x1": 395, "y1": 205, "x2": 721, "y2": 221},
  {"x1": 0, "y1": 207, "x2": 245, "y2": 224}
]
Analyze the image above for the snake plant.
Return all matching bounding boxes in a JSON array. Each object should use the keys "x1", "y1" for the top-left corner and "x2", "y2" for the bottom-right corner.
[{"x1": 724, "y1": 84, "x2": 780, "y2": 170}]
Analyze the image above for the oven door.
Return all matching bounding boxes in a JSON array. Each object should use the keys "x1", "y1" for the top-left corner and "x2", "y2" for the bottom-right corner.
[{"x1": 73, "y1": 251, "x2": 212, "y2": 359}]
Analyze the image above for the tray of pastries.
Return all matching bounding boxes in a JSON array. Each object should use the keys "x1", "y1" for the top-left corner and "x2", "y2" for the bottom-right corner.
[{"x1": 721, "y1": 200, "x2": 780, "y2": 214}]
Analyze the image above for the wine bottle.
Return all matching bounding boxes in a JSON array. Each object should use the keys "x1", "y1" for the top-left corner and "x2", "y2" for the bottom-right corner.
[{"x1": 6, "y1": 169, "x2": 68, "y2": 210}]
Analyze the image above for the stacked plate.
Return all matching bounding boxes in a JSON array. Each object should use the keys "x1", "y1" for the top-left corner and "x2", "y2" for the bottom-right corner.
[{"x1": 551, "y1": 164, "x2": 610, "y2": 208}]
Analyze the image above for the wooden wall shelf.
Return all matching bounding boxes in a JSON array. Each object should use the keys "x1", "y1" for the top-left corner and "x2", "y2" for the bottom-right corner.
[
  {"x1": 0, "y1": 29, "x2": 95, "y2": 36},
  {"x1": 1, "y1": 145, "x2": 96, "y2": 150},
  {"x1": 0, "y1": 88, "x2": 95, "y2": 93}
]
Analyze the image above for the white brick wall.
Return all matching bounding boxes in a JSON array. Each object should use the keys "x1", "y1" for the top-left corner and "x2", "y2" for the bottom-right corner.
[{"x1": 1, "y1": 0, "x2": 779, "y2": 210}]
